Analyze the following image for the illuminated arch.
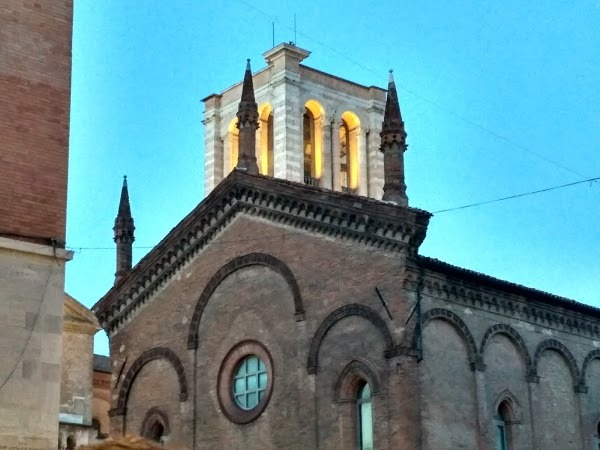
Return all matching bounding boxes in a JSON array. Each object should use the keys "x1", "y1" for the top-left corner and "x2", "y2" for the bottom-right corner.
[
  {"x1": 227, "y1": 118, "x2": 239, "y2": 172},
  {"x1": 303, "y1": 100, "x2": 325, "y2": 186},
  {"x1": 258, "y1": 103, "x2": 274, "y2": 176},
  {"x1": 339, "y1": 111, "x2": 360, "y2": 192}
]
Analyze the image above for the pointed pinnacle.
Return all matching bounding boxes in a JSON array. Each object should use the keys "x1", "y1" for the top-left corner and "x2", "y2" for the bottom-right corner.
[
  {"x1": 389, "y1": 69, "x2": 394, "y2": 83},
  {"x1": 246, "y1": 58, "x2": 251, "y2": 70},
  {"x1": 240, "y1": 58, "x2": 256, "y2": 103},
  {"x1": 117, "y1": 176, "x2": 132, "y2": 219}
]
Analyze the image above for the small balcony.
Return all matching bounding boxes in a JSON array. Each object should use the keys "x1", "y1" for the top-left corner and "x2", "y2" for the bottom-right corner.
[{"x1": 304, "y1": 176, "x2": 320, "y2": 187}]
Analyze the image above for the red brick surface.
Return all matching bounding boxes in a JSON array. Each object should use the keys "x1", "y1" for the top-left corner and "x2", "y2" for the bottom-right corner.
[{"x1": 0, "y1": 1, "x2": 73, "y2": 241}]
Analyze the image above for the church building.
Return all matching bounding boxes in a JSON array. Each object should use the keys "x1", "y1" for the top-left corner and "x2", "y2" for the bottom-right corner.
[{"x1": 94, "y1": 44, "x2": 600, "y2": 449}]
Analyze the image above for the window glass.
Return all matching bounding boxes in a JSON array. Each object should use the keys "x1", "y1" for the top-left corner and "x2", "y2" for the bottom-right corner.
[
  {"x1": 496, "y1": 406, "x2": 507, "y2": 450},
  {"x1": 357, "y1": 382, "x2": 373, "y2": 450},
  {"x1": 232, "y1": 355, "x2": 268, "y2": 410}
]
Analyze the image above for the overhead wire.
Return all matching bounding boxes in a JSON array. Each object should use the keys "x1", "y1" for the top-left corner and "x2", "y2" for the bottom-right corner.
[{"x1": 67, "y1": 174, "x2": 598, "y2": 252}]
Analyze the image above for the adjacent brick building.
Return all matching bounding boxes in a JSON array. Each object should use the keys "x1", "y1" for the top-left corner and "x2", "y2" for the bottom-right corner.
[
  {"x1": 94, "y1": 46, "x2": 600, "y2": 449},
  {"x1": 0, "y1": 1, "x2": 73, "y2": 448}
]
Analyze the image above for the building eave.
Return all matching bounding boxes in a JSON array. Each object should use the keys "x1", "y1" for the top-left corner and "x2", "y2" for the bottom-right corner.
[{"x1": 93, "y1": 171, "x2": 431, "y2": 334}]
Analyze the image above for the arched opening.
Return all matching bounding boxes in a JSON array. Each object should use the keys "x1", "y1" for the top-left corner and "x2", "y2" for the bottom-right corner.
[
  {"x1": 303, "y1": 100, "x2": 324, "y2": 186},
  {"x1": 148, "y1": 421, "x2": 165, "y2": 443},
  {"x1": 258, "y1": 103, "x2": 274, "y2": 176},
  {"x1": 65, "y1": 435, "x2": 76, "y2": 450},
  {"x1": 357, "y1": 381, "x2": 373, "y2": 450},
  {"x1": 340, "y1": 111, "x2": 360, "y2": 193},
  {"x1": 496, "y1": 401, "x2": 512, "y2": 450},
  {"x1": 227, "y1": 118, "x2": 239, "y2": 172}
]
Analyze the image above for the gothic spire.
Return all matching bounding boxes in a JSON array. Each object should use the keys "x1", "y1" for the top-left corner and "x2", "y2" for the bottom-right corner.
[
  {"x1": 235, "y1": 59, "x2": 259, "y2": 174},
  {"x1": 380, "y1": 70, "x2": 408, "y2": 206},
  {"x1": 113, "y1": 175, "x2": 135, "y2": 284}
]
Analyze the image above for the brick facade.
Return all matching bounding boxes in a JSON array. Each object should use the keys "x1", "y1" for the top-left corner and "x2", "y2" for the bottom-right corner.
[
  {"x1": 0, "y1": 2, "x2": 73, "y2": 448},
  {"x1": 94, "y1": 169, "x2": 600, "y2": 449},
  {"x1": 0, "y1": 0, "x2": 72, "y2": 243},
  {"x1": 94, "y1": 49, "x2": 600, "y2": 449}
]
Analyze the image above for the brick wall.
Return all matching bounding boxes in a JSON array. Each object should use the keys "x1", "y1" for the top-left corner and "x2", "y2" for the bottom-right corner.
[
  {"x1": 0, "y1": 0, "x2": 73, "y2": 242},
  {"x1": 106, "y1": 212, "x2": 600, "y2": 449}
]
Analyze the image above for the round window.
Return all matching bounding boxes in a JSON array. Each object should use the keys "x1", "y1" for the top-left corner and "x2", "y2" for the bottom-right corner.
[
  {"x1": 232, "y1": 355, "x2": 268, "y2": 410},
  {"x1": 217, "y1": 341, "x2": 274, "y2": 424}
]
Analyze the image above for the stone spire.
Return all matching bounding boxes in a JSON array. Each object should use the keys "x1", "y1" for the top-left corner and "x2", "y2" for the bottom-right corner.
[
  {"x1": 113, "y1": 175, "x2": 135, "y2": 284},
  {"x1": 380, "y1": 70, "x2": 408, "y2": 206},
  {"x1": 235, "y1": 59, "x2": 259, "y2": 174}
]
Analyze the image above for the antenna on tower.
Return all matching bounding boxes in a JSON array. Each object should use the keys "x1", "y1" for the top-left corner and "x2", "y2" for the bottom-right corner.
[
  {"x1": 294, "y1": 14, "x2": 297, "y2": 45},
  {"x1": 272, "y1": 21, "x2": 275, "y2": 48}
]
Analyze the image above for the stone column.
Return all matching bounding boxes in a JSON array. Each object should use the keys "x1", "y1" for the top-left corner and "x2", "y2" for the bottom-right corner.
[
  {"x1": 526, "y1": 378, "x2": 539, "y2": 449},
  {"x1": 202, "y1": 96, "x2": 223, "y2": 195},
  {"x1": 331, "y1": 119, "x2": 341, "y2": 191},
  {"x1": 358, "y1": 127, "x2": 368, "y2": 196},
  {"x1": 321, "y1": 118, "x2": 333, "y2": 189},
  {"x1": 271, "y1": 71, "x2": 302, "y2": 182},
  {"x1": 473, "y1": 367, "x2": 494, "y2": 450}
]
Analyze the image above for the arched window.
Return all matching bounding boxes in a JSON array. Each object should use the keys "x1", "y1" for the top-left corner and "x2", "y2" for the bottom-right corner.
[
  {"x1": 65, "y1": 435, "x2": 76, "y2": 450},
  {"x1": 496, "y1": 401, "x2": 511, "y2": 450},
  {"x1": 357, "y1": 382, "x2": 373, "y2": 450},
  {"x1": 339, "y1": 111, "x2": 360, "y2": 193},
  {"x1": 303, "y1": 108, "x2": 316, "y2": 184},
  {"x1": 258, "y1": 104, "x2": 274, "y2": 176},
  {"x1": 303, "y1": 100, "x2": 324, "y2": 187},
  {"x1": 149, "y1": 421, "x2": 165, "y2": 443}
]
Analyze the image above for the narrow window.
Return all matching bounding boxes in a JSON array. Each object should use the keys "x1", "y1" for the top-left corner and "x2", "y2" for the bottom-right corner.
[
  {"x1": 339, "y1": 119, "x2": 350, "y2": 191},
  {"x1": 267, "y1": 112, "x2": 274, "y2": 176},
  {"x1": 303, "y1": 108, "x2": 315, "y2": 184},
  {"x1": 496, "y1": 403, "x2": 509, "y2": 450},
  {"x1": 357, "y1": 382, "x2": 373, "y2": 450},
  {"x1": 149, "y1": 421, "x2": 164, "y2": 443}
]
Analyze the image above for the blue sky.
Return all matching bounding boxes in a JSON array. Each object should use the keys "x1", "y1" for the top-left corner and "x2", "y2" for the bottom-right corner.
[{"x1": 67, "y1": 1, "x2": 600, "y2": 355}]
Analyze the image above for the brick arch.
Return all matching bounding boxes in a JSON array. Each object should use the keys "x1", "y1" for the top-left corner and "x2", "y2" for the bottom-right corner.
[
  {"x1": 532, "y1": 339, "x2": 580, "y2": 383},
  {"x1": 114, "y1": 347, "x2": 188, "y2": 415},
  {"x1": 187, "y1": 253, "x2": 305, "y2": 349},
  {"x1": 307, "y1": 304, "x2": 394, "y2": 375},
  {"x1": 414, "y1": 308, "x2": 478, "y2": 365},
  {"x1": 333, "y1": 359, "x2": 383, "y2": 401},
  {"x1": 140, "y1": 407, "x2": 170, "y2": 437},
  {"x1": 580, "y1": 349, "x2": 600, "y2": 385},
  {"x1": 480, "y1": 323, "x2": 533, "y2": 374}
]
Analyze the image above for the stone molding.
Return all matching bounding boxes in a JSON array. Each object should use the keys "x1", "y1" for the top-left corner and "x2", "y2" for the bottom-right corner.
[
  {"x1": 307, "y1": 303, "x2": 395, "y2": 375},
  {"x1": 187, "y1": 253, "x2": 305, "y2": 349},
  {"x1": 94, "y1": 171, "x2": 430, "y2": 335},
  {"x1": 404, "y1": 264, "x2": 600, "y2": 342},
  {"x1": 0, "y1": 236, "x2": 73, "y2": 260},
  {"x1": 110, "y1": 347, "x2": 188, "y2": 417}
]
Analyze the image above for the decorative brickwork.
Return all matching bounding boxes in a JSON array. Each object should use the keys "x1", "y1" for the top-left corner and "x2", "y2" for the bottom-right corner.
[
  {"x1": 333, "y1": 359, "x2": 382, "y2": 402},
  {"x1": 416, "y1": 308, "x2": 479, "y2": 368},
  {"x1": 531, "y1": 339, "x2": 581, "y2": 387},
  {"x1": 480, "y1": 323, "x2": 533, "y2": 375},
  {"x1": 307, "y1": 303, "x2": 395, "y2": 375},
  {"x1": 112, "y1": 348, "x2": 188, "y2": 416},
  {"x1": 187, "y1": 253, "x2": 304, "y2": 349}
]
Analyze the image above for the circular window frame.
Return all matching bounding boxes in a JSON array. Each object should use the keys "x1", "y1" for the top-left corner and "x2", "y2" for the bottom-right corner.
[{"x1": 217, "y1": 340, "x2": 274, "y2": 424}]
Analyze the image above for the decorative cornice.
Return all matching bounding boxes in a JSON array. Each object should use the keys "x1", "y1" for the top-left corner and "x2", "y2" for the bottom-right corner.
[
  {"x1": 405, "y1": 258, "x2": 600, "y2": 340},
  {"x1": 93, "y1": 171, "x2": 431, "y2": 335}
]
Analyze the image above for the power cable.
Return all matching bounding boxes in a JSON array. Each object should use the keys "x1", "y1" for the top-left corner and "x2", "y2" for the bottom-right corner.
[
  {"x1": 433, "y1": 176, "x2": 599, "y2": 214},
  {"x1": 67, "y1": 174, "x2": 598, "y2": 252}
]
